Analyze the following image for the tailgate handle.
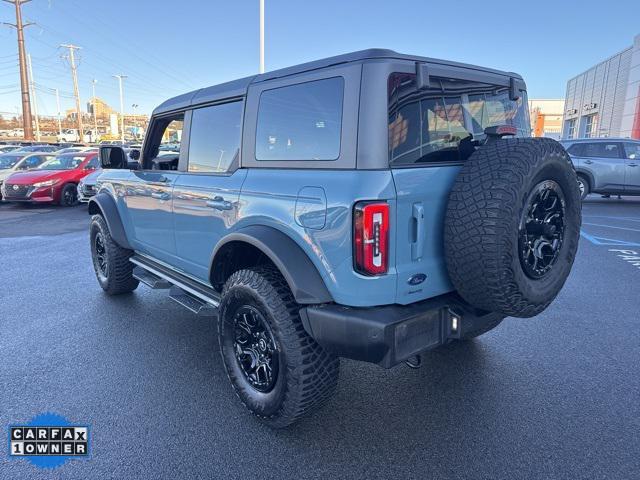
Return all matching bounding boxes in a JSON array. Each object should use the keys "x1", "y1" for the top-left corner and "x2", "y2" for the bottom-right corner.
[{"x1": 411, "y1": 202, "x2": 425, "y2": 260}]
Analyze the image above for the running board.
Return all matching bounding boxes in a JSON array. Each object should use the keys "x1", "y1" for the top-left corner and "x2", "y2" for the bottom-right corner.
[
  {"x1": 133, "y1": 266, "x2": 172, "y2": 289},
  {"x1": 130, "y1": 255, "x2": 221, "y2": 314},
  {"x1": 169, "y1": 286, "x2": 218, "y2": 317}
]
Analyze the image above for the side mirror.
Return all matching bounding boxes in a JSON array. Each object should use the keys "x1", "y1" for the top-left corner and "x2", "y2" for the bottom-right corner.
[{"x1": 99, "y1": 146, "x2": 127, "y2": 169}]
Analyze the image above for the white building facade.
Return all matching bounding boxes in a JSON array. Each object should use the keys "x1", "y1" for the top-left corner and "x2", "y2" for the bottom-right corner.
[{"x1": 562, "y1": 34, "x2": 640, "y2": 140}]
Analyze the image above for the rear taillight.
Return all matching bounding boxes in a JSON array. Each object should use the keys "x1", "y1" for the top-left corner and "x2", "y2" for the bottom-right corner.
[{"x1": 354, "y1": 201, "x2": 389, "y2": 276}]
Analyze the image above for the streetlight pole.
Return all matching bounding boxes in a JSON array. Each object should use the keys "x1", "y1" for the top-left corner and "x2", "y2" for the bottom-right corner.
[
  {"x1": 91, "y1": 79, "x2": 98, "y2": 142},
  {"x1": 60, "y1": 44, "x2": 83, "y2": 141},
  {"x1": 259, "y1": 0, "x2": 265, "y2": 73},
  {"x1": 54, "y1": 88, "x2": 62, "y2": 137},
  {"x1": 113, "y1": 74, "x2": 127, "y2": 144},
  {"x1": 26, "y1": 52, "x2": 40, "y2": 141}
]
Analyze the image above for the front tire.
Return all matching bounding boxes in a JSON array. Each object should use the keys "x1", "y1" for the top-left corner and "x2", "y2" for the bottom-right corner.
[
  {"x1": 577, "y1": 174, "x2": 589, "y2": 200},
  {"x1": 89, "y1": 214, "x2": 139, "y2": 295},
  {"x1": 60, "y1": 183, "x2": 78, "y2": 207},
  {"x1": 218, "y1": 267, "x2": 339, "y2": 428}
]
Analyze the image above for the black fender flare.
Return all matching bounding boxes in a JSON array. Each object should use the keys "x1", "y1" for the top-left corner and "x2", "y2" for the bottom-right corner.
[
  {"x1": 87, "y1": 192, "x2": 132, "y2": 250},
  {"x1": 211, "y1": 225, "x2": 333, "y2": 304}
]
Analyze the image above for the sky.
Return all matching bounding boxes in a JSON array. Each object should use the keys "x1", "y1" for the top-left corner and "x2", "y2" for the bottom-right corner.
[{"x1": 0, "y1": 0, "x2": 639, "y2": 117}]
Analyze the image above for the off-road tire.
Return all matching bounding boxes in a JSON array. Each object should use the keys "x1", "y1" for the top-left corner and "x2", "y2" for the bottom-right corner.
[
  {"x1": 577, "y1": 174, "x2": 590, "y2": 200},
  {"x1": 444, "y1": 137, "x2": 581, "y2": 318},
  {"x1": 60, "y1": 183, "x2": 78, "y2": 207},
  {"x1": 218, "y1": 266, "x2": 339, "y2": 428},
  {"x1": 89, "y1": 214, "x2": 139, "y2": 295}
]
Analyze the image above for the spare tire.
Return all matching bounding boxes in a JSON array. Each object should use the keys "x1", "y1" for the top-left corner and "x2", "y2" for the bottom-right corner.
[{"x1": 444, "y1": 137, "x2": 581, "y2": 318}]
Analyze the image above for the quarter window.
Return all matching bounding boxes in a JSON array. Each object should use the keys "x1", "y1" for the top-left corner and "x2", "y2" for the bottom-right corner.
[
  {"x1": 188, "y1": 101, "x2": 243, "y2": 173},
  {"x1": 256, "y1": 77, "x2": 344, "y2": 161}
]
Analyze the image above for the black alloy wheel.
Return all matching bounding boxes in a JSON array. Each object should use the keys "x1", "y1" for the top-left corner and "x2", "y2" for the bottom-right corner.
[
  {"x1": 94, "y1": 232, "x2": 108, "y2": 279},
  {"x1": 518, "y1": 180, "x2": 566, "y2": 279},
  {"x1": 61, "y1": 184, "x2": 78, "y2": 206},
  {"x1": 232, "y1": 305, "x2": 279, "y2": 393}
]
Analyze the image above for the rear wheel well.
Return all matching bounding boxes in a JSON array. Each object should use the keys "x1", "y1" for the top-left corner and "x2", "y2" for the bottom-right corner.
[{"x1": 210, "y1": 241, "x2": 275, "y2": 292}]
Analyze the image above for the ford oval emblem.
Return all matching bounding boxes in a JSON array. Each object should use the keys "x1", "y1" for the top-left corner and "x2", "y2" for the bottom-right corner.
[{"x1": 408, "y1": 273, "x2": 426, "y2": 286}]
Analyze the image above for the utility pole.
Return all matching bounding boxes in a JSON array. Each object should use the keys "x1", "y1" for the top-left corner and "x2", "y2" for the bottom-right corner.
[
  {"x1": 113, "y1": 74, "x2": 127, "y2": 144},
  {"x1": 91, "y1": 79, "x2": 98, "y2": 141},
  {"x1": 2, "y1": 0, "x2": 34, "y2": 139},
  {"x1": 60, "y1": 44, "x2": 83, "y2": 141},
  {"x1": 54, "y1": 88, "x2": 62, "y2": 137},
  {"x1": 26, "y1": 53, "x2": 40, "y2": 141},
  {"x1": 259, "y1": 0, "x2": 265, "y2": 73}
]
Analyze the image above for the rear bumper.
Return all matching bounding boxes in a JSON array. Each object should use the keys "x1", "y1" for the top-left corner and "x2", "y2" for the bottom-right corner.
[{"x1": 300, "y1": 293, "x2": 504, "y2": 368}]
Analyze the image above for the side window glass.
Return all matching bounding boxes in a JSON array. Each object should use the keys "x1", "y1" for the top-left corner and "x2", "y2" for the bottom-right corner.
[
  {"x1": 146, "y1": 114, "x2": 184, "y2": 170},
  {"x1": 256, "y1": 77, "x2": 344, "y2": 161},
  {"x1": 583, "y1": 143, "x2": 619, "y2": 158},
  {"x1": 188, "y1": 101, "x2": 243, "y2": 173},
  {"x1": 567, "y1": 144, "x2": 583, "y2": 156},
  {"x1": 624, "y1": 143, "x2": 640, "y2": 159}
]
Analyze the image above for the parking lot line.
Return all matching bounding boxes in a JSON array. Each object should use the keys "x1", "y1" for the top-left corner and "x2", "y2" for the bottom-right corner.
[{"x1": 581, "y1": 222, "x2": 640, "y2": 233}]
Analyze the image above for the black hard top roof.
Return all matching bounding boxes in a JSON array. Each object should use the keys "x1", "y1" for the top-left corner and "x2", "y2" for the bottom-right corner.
[{"x1": 154, "y1": 48, "x2": 523, "y2": 115}]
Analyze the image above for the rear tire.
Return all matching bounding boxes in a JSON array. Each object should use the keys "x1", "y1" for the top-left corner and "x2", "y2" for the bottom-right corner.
[
  {"x1": 218, "y1": 266, "x2": 339, "y2": 428},
  {"x1": 89, "y1": 214, "x2": 139, "y2": 295},
  {"x1": 444, "y1": 138, "x2": 581, "y2": 318}
]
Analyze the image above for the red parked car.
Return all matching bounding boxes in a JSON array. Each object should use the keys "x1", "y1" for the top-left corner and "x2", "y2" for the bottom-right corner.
[{"x1": 1, "y1": 152, "x2": 99, "y2": 206}]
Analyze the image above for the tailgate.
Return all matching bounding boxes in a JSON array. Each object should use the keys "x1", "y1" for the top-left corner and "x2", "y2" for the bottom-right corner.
[{"x1": 391, "y1": 166, "x2": 459, "y2": 304}]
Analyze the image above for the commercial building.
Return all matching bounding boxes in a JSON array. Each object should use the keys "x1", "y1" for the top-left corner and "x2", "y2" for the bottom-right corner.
[
  {"x1": 562, "y1": 34, "x2": 640, "y2": 139},
  {"x1": 529, "y1": 99, "x2": 564, "y2": 139}
]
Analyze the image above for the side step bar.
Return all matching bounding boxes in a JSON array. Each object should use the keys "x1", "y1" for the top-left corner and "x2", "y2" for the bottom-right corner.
[
  {"x1": 130, "y1": 254, "x2": 221, "y2": 317},
  {"x1": 169, "y1": 286, "x2": 218, "y2": 317}
]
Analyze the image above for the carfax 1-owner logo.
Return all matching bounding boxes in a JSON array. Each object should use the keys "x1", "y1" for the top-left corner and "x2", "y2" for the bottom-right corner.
[{"x1": 8, "y1": 413, "x2": 91, "y2": 469}]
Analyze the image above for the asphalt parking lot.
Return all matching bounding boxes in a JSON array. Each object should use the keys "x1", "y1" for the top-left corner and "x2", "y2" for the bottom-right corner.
[{"x1": 1, "y1": 197, "x2": 639, "y2": 479}]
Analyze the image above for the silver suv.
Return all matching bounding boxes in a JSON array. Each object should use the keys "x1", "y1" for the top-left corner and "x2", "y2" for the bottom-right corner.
[{"x1": 561, "y1": 138, "x2": 640, "y2": 199}]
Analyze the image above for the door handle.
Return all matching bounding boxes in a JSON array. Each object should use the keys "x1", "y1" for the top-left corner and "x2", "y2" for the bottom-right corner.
[
  {"x1": 584, "y1": 160, "x2": 593, "y2": 165},
  {"x1": 628, "y1": 163, "x2": 638, "y2": 167},
  {"x1": 151, "y1": 192, "x2": 171, "y2": 200},
  {"x1": 411, "y1": 203, "x2": 425, "y2": 261},
  {"x1": 206, "y1": 196, "x2": 233, "y2": 210}
]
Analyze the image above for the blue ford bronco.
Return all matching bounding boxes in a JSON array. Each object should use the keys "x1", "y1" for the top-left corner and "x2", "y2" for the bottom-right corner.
[{"x1": 88, "y1": 49, "x2": 581, "y2": 427}]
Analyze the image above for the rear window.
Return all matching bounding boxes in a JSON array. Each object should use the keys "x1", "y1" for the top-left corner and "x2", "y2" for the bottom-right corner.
[
  {"x1": 255, "y1": 77, "x2": 344, "y2": 161},
  {"x1": 388, "y1": 73, "x2": 529, "y2": 166}
]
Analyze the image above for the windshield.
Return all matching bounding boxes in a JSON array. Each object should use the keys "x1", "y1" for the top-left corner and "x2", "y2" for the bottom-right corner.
[
  {"x1": 388, "y1": 73, "x2": 530, "y2": 166},
  {"x1": 38, "y1": 154, "x2": 87, "y2": 170},
  {"x1": 0, "y1": 154, "x2": 24, "y2": 169}
]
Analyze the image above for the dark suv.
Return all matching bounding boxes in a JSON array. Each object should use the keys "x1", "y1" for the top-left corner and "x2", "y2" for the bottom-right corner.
[{"x1": 88, "y1": 49, "x2": 581, "y2": 427}]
